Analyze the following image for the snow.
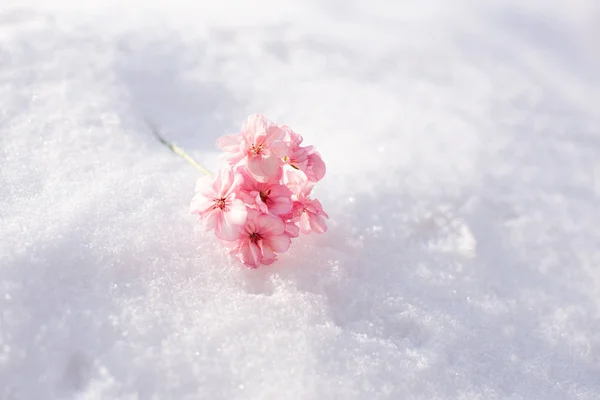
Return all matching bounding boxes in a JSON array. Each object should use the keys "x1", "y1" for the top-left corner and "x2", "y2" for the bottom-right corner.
[{"x1": 1, "y1": 1, "x2": 600, "y2": 399}]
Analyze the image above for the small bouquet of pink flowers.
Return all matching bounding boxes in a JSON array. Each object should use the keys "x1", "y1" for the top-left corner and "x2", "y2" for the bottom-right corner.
[{"x1": 189, "y1": 114, "x2": 328, "y2": 268}]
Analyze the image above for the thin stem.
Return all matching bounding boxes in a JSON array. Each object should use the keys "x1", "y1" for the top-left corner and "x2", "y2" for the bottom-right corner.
[{"x1": 146, "y1": 119, "x2": 213, "y2": 176}]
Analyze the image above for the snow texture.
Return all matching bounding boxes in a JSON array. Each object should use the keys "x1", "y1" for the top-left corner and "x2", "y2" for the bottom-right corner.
[{"x1": 1, "y1": 1, "x2": 600, "y2": 399}]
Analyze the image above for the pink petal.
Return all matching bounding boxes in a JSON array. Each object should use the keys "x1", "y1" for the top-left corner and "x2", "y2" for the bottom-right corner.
[
  {"x1": 283, "y1": 167, "x2": 312, "y2": 196},
  {"x1": 244, "y1": 209, "x2": 261, "y2": 233},
  {"x1": 226, "y1": 200, "x2": 248, "y2": 225},
  {"x1": 269, "y1": 184, "x2": 292, "y2": 198},
  {"x1": 308, "y1": 212, "x2": 328, "y2": 234},
  {"x1": 221, "y1": 150, "x2": 244, "y2": 166},
  {"x1": 283, "y1": 166, "x2": 303, "y2": 184},
  {"x1": 190, "y1": 193, "x2": 215, "y2": 214},
  {"x1": 289, "y1": 147, "x2": 308, "y2": 164},
  {"x1": 238, "y1": 166, "x2": 256, "y2": 189},
  {"x1": 269, "y1": 139, "x2": 288, "y2": 159},
  {"x1": 257, "y1": 213, "x2": 285, "y2": 237},
  {"x1": 264, "y1": 234, "x2": 291, "y2": 253},
  {"x1": 263, "y1": 121, "x2": 285, "y2": 145},
  {"x1": 261, "y1": 154, "x2": 282, "y2": 178},
  {"x1": 214, "y1": 167, "x2": 234, "y2": 197},
  {"x1": 224, "y1": 169, "x2": 244, "y2": 199},
  {"x1": 247, "y1": 154, "x2": 281, "y2": 183},
  {"x1": 263, "y1": 124, "x2": 284, "y2": 145},
  {"x1": 283, "y1": 127, "x2": 303, "y2": 146},
  {"x1": 260, "y1": 257, "x2": 277, "y2": 266},
  {"x1": 217, "y1": 134, "x2": 246, "y2": 166},
  {"x1": 246, "y1": 155, "x2": 266, "y2": 182},
  {"x1": 254, "y1": 193, "x2": 269, "y2": 214},
  {"x1": 202, "y1": 208, "x2": 220, "y2": 231},
  {"x1": 287, "y1": 201, "x2": 304, "y2": 222},
  {"x1": 284, "y1": 222, "x2": 300, "y2": 238},
  {"x1": 242, "y1": 114, "x2": 270, "y2": 141},
  {"x1": 216, "y1": 133, "x2": 243, "y2": 152},
  {"x1": 238, "y1": 241, "x2": 262, "y2": 268},
  {"x1": 221, "y1": 238, "x2": 240, "y2": 252},
  {"x1": 237, "y1": 188, "x2": 257, "y2": 206},
  {"x1": 298, "y1": 212, "x2": 312, "y2": 234},
  {"x1": 215, "y1": 209, "x2": 244, "y2": 241},
  {"x1": 261, "y1": 244, "x2": 277, "y2": 263},
  {"x1": 305, "y1": 152, "x2": 326, "y2": 182},
  {"x1": 267, "y1": 195, "x2": 293, "y2": 215},
  {"x1": 310, "y1": 198, "x2": 328, "y2": 218},
  {"x1": 262, "y1": 165, "x2": 283, "y2": 185}
]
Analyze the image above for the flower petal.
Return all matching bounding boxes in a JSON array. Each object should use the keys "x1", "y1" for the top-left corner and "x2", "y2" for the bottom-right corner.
[
  {"x1": 255, "y1": 193, "x2": 269, "y2": 214},
  {"x1": 308, "y1": 212, "x2": 328, "y2": 234},
  {"x1": 257, "y1": 213, "x2": 285, "y2": 237},
  {"x1": 216, "y1": 133, "x2": 242, "y2": 152},
  {"x1": 244, "y1": 208, "x2": 261, "y2": 233},
  {"x1": 267, "y1": 195, "x2": 293, "y2": 215},
  {"x1": 242, "y1": 114, "x2": 271, "y2": 141},
  {"x1": 283, "y1": 167, "x2": 311, "y2": 196},
  {"x1": 202, "y1": 208, "x2": 220, "y2": 231},
  {"x1": 226, "y1": 200, "x2": 248, "y2": 225},
  {"x1": 305, "y1": 151, "x2": 326, "y2": 182},
  {"x1": 260, "y1": 257, "x2": 277, "y2": 265},
  {"x1": 269, "y1": 139, "x2": 288, "y2": 159},
  {"x1": 237, "y1": 189, "x2": 257, "y2": 207},
  {"x1": 298, "y1": 212, "x2": 312, "y2": 234},
  {"x1": 283, "y1": 127, "x2": 303, "y2": 146},
  {"x1": 310, "y1": 198, "x2": 328, "y2": 218},
  {"x1": 263, "y1": 124, "x2": 284, "y2": 145},
  {"x1": 264, "y1": 233, "x2": 291, "y2": 253},
  {"x1": 267, "y1": 185, "x2": 292, "y2": 211},
  {"x1": 220, "y1": 150, "x2": 244, "y2": 166},
  {"x1": 214, "y1": 167, "x2": 235, "y2": 197},
  {"x1": 261, "y1": 244, "x2": 277, "y2": 264},
  {"x1": 190, "y1": 193, "x2": 215, "y2": 215},
  {"x1": 238, "y1": 241, "x2": 262, "y2": 268},
  {"x1": 269, "y1": 184, "x2": 292, "y2": 198},
  {"x1": 215, "y1": 209, "x2": 244, "y2": 241},
  {"x1": 284, "y1": 222, "x2": 300, "y2": 238},
  {"x1": 226, "y1": 170, "x2": 245, "y2": 199},
  {"x1": 247, "y1": 154, "x2": 280, "y2": 183},
  {"x1": 246, "y1": 152, "x2": 282, "y2": 183}
]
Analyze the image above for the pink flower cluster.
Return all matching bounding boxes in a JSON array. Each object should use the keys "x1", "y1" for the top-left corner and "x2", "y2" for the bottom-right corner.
[{"x1": 190, "y1": 114, "x2": 328, "y2": 268}]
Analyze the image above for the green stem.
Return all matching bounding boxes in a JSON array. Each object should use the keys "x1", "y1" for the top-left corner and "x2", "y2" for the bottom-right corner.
[{"x1": 146, "y1": 120, "x2": 213, "y2": 176}]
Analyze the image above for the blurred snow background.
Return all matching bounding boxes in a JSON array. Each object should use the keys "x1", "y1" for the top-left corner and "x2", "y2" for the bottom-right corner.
[{"x1": 1, "y1": 1, "x2": 600, "y2": 399}]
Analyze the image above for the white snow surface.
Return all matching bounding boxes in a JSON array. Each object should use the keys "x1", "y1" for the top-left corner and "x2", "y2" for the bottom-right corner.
[{"x1": 1, "y1": 1, "x2": 600, "y2": 399}]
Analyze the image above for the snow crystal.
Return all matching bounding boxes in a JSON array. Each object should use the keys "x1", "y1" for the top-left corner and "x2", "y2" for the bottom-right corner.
[{"x1": 1, "y1": 1, "x2": 600, "y2": 399}]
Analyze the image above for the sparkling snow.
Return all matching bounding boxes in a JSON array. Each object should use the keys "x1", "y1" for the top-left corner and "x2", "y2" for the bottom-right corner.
[{"x1": 1, "y1": 1, "x2": 600, "y2": 399}]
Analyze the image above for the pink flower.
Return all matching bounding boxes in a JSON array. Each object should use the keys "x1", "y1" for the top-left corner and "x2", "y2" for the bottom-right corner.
[
  {"x1": 304, "y1": 147, "x2": 326, "y2": 182},
  {"x1": 284, "y1": 220, "x2": 300, "y2": 238},
  {"x1": 284, "y1": 168, "x2": 328, "y2": 234},
  {"x1": 281, "y1": 126, "x2": 326, "y2": 182},
  {"x1": 217, "y1": 114, "x2": 287, "y2": 182},
  {"x1": 282, "y1": 166, "x2": 308, "y2": 195},
  {"x1": 294, "y1": 197, "x2": 328, "y2": 234},
  {"x1": 228, "y1": 210, "x2": 291, "y2": 268},
  {"x1": 190, "y1": 167, "x2": 247, "y2": 241},
  {"x1": 282, "y1": 127, "x2": 308, "y2": 166},
  {"x1": 237, "y1": 167, "x2": 292, "y2": 215},
  {"x1": 190, "y1": 114, "x2": 328, "y2": 268}
]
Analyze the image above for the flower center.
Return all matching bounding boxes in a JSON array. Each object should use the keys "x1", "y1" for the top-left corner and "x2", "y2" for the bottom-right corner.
[
  {"x1": 214, "y1": 198, "x2": 226, "y2": 210},
  {"x1": 259, "y1": 189, "x2": 271, "y2": 203},
  {"x1": 249, "y1": 232, "x2": 262, "y2": 243},
  {"x1": 250, "y1": 143, "x2": 264, "y2": 155}
]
